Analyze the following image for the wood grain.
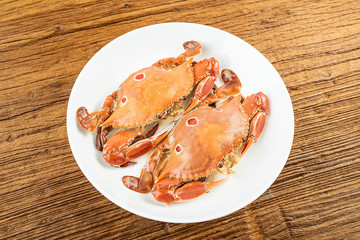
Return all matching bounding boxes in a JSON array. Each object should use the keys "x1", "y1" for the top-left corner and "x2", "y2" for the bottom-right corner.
[{"x1": 1, "y1": 0, "x2": 359, "y2": 239}]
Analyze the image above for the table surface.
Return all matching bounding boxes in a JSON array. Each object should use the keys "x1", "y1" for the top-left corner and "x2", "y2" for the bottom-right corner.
[{"x1": 1, "y1": 0, "x2": 359, "y2": 239}]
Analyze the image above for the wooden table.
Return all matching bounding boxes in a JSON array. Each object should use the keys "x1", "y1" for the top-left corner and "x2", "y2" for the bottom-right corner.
[{"x1": 1, "y1": 0, "x2": 359, "y2": 239}]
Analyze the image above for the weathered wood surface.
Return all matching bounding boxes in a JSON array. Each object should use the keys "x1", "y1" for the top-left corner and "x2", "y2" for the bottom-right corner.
[{"x1": 1, "y1": 0, "x2": 359, "y2": 239}]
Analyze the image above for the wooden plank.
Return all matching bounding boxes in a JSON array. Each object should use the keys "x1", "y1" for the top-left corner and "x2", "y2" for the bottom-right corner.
[{"x1": 1, "y1": 0, "x2": 360, "y2": 239}]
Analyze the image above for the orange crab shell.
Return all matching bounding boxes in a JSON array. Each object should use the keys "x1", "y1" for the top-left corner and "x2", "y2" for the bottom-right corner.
[
  {"x1": 158, "y1": 94, "x2": 250, "y2": 181},
  {"x1": 102, "y1": 58, "x2": 194, "y2": 128}
]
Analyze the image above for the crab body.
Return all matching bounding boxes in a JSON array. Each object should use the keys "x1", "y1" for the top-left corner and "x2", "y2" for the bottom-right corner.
[{"x1": 160, "y1": 97, "x2": 249, "y2": 181}]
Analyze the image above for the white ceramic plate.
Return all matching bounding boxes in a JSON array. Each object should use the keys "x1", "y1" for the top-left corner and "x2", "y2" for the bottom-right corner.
[{"x1": 67, "y1": 22, "x2": 294, "y2": 223}]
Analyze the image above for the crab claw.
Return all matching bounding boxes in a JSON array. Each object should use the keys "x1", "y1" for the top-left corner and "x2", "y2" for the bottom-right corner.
[
  {"x1": 193, "y1": 57, "x2": 219, "y2": 83},
  {"x1": 217, "y1": 69, "x2": 242, "y2": 97},
  {"x1": 184, "y1": 57, "x2": 220, "y2": 114},
  {"x1": 243, "y1": 92, "x2": 270, "y2": 118},
  {"x1": 183, "y1": 40, "x2": 202, "y2": 58},
  {"x1": 204, "y1": 69, "x2": 242, "y2": 106},
  {"x1": 153, "y1": 40, "x2": 202, "y2": 68},
  {"x1": 104, "y1": 128, "x2": 171, "y2": 167},
  {"x1": 103, "y1": 128, "x2": 141, "y2": 166},
  {"x1": 95, "y1": 126, "x2": 113, "y2": 151},
  {"x1": 76, "y1": 107, "x2": 102, "y2": 132},
  {"x1": 122, "y1": 168, "x2": 154, "y2": 193},
  {"x1": 76, "y1": 91, "x2": 118, "y2": 132},
  {"x1": 175, "y1": 180, "x2": 225, "y2": 201},
  {"x1": 122, "y1": 139, "x2": 168, "y2": 193},
  {"x1": 151, "y1": 178, "x2": 226, "y2": 205},
  {"x1": 184, "y1": 75, "x2": 217, "y2": 114}
]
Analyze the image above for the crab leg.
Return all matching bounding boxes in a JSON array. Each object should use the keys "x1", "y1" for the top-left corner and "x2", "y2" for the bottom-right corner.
[
  {"x1": 76, "y1": 90, "x2": 118, "y2": 132},
  {"x1": 151, "y1": 178, "x2": 226, "y2": 205},
  {"x1": 122, "y1": 140, "x2": 168, "y2": 193},
  {"x1": 239, "y1": 92, "x2": 269, "y2": 158},
  {"x1": 153, "y1": 40, "x2": 202, "y2": 68}
]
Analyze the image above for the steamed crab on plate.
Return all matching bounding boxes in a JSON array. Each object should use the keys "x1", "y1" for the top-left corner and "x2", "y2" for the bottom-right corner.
[
  {"x1": 76, "y1": 41, "x2": 238, "y2": 167},
  {"x1": 123, "y1": 70, "x2": 269, "y2": 205}
]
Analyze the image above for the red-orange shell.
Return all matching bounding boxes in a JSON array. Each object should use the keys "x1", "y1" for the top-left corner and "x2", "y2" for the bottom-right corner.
[
  {"x1": 103, "y1": 59, "x2": 194, "y2": 128},
  {"x1": 158, "y1": 95, "x2": 250, "y2": 181}
]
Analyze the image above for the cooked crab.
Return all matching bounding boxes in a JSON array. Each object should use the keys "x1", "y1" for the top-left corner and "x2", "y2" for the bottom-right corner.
[
  {"x1": 122, "y1": 72, "x2": 269, "y2": 204},
  {"x1": 76, "y1": 41, "x2": 240, "y2": 167}
]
